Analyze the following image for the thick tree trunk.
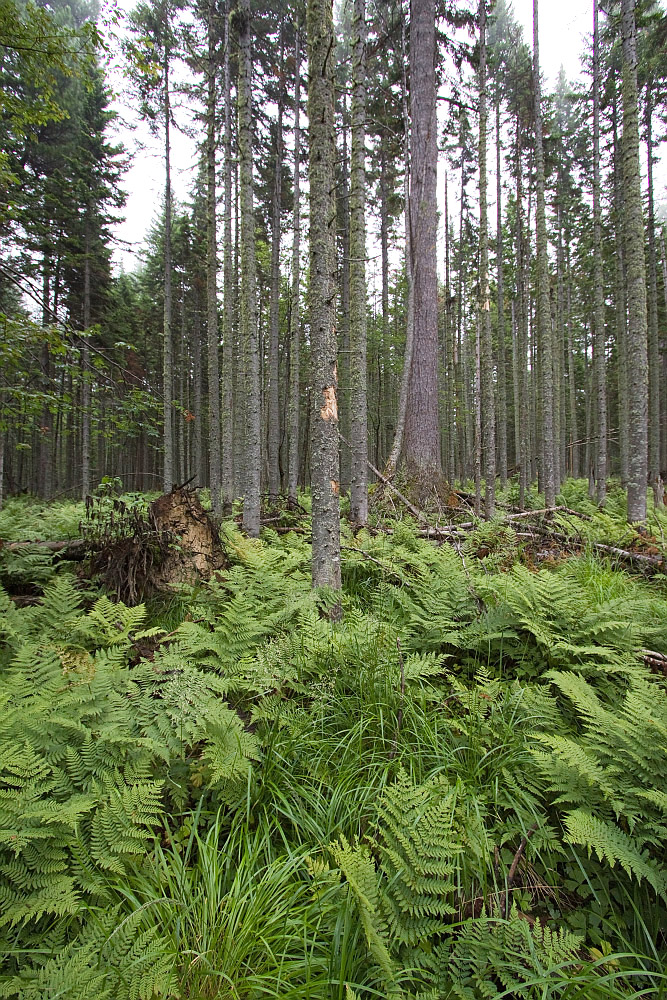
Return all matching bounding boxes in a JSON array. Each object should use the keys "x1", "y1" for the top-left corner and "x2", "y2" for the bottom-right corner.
[
  {"x1": 402, "y1": 0, "x2": 441, "y2": 476},
  {"x1": 207, "y1": 0, "x2": 221, "y2": 513},
  {"x1": 349, "y1": 0, "x2": 368, "y2": 523},
  {"x1": 621, "y1": 0, "x2": 648, "y2": 523},
  {"x1": 308, "y1": 0, "x2": 341, "y2": 594},
  {"x1": 238, "y1": 0, "x2": 261, "y2": 536},
  {"x1": 478, "y1": 0, "x2": 495, "y2": 517},
  {"x1": 593, "y1": 0, "x2": 607, "y2": 505},
  {"x1": 533, "y1": 0, "x2": 555, "y2": 507},
  {"x1": 288, "y1": 27, "x2": 302, "y2": 502}
]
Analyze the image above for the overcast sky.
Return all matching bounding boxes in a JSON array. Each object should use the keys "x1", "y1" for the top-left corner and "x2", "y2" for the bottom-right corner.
[{"x1": 108, "y1": 0, "x2": 665, "y2": 274}]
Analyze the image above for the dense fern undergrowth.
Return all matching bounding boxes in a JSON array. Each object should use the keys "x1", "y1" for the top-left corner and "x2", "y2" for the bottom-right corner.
[{"x1": 1, "y1": 480, "x2": 666, "y2": 999}]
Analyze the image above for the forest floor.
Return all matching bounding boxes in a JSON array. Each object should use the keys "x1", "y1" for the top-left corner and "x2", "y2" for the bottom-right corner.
[{"x1": 0, "y1": 478, "x2": 666, "y2": 999}]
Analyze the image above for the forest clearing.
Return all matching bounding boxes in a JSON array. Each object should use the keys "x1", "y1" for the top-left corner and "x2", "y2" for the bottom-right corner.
[{"x1": 2, "y1": 0, "x2": 667, "y2": 993}]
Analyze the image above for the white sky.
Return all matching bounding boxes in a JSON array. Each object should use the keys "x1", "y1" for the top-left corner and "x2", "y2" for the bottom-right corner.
[{"x1": 107, "y1": 0, "x2": 665, "y2": 274}]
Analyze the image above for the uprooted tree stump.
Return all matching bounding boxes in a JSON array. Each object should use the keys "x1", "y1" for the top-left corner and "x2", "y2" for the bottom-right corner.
[{"x1": 84, "y1": 487, "x2": 227, "y2": 603}]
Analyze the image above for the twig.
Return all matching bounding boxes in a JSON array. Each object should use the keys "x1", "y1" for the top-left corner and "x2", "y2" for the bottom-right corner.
[{"x1": 340, "y1": 545, "x2": 404, "y2": 582}]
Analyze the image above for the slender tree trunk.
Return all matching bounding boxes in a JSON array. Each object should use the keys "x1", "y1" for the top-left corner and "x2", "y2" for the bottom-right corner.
[
  {"x1": 516, "y1": 127, "x2": 528, "y2": 507},
  {"x1": 474, "y1": 313, "x2": 482, "y2": 514},
  {"x1": 496, "y1": 98, "x2": 507, "y2": 488},
  {"x1": 81, "y1": 221, "x2": 91, "y2": 499},
  {"x1": 237, "y1": 0, "x2": 261, "y2": 535},
  {"x1": 337, "y1": 102, "x2": 351, "y2": 493},
  {"x1": 288, "y1": 26, "x2": 302, "y2": 502},
  {"x1": 385, "y1": 14, "x2": 414, "y2": 475},
  {"x1": 221, "y1": 0, "x2": 234, "y2": 511},
  {"x1": 193, "y1": 297, "x2": 204, "y2": 485},
  {"x1": 163, "y1": 43, "x2": 174, "y2": 494},
  {"x1": 646, "y1": 86, "x2": 662, "y2": 506},
  {"x1": 533, "y1": 0, "x2": 555, "y2": 506},
  {"x1": 207, "y1": 0, "x2": 221, "y2": 513},
  {"x1": 612, "y1": 80, "x2": 629, "y2": 487},
  {"x1": 308, "y1": 0, "x2": 341, "y2": 594},
  {"x1": 621, "y1": 0, "x2": 648, "y2": 523},
  {"x1": 402, "y1": 0, "x2": 441, "y2": 475},
  {"x1": 478, "y1": 0, "x2": 495, "y2": 517},
  {"x1": 593, "y1": 0, "x2": 607, "y2": 505},
  {"x1": 268, "y1": 29, "x2": 284, "y2": 498},
  {"x1": 379, "y1": 142, "x2": 392, "y2": 463},
  {"x1": 349, "y1": 0, "x2": 368, "y2": 523},
  {"x1": 565, "y1": 243, "x2": 579, "y2": 477}
]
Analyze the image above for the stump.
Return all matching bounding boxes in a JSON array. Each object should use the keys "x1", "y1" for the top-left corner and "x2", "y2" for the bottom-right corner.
[
  {"x1": 84, "y1": 487, "x2": 226, "y2": 603},
  {"x1": 148, "y1": 488, "x2": 226, "y2": 591}
]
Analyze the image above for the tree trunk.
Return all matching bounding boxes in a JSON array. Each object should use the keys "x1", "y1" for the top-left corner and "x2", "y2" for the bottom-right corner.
[
  {"x1": 81, "y1": 220, "x2": 91, "y2": 499},
  {"x1": 592, "y1": 0, "x2": 607, "y2": 505},
  {"x1": 612, "y1": 80, "x2": 629, "y2": 487},
  {"x1": 621, "y1": 0, "x2": 648, "y2": 523},
  {"x1": 646, "y1": 85, "x2": 662, "y2": 506},
  {"x1": 238, "y1": 0, "x2": 261, "y2": 536},
  {"x1": 308, "y1": 0, "x2": 341, "y2": 594},
  {"x1": 163, "y1": 42, "x2": 174, "y2": 494},
  {"x1": 288, "y1": 26, "x2": 302, "y2": 502},
  {"x1": 221, "y1": 0, "x2": 234, "y2": 511},
  {"x1": 207, "y1": 0, "x2": 221, "y2": 513},
  {"x1": 402, "y1": 0, "x2": 441, "y2": 476},
  {"x1": 385, "y1": 14, "x2": 415, "y2": 476},
  {"x1": 267, "y1": 28, "x2": 284, "y2": 499},
  {"x1": 478, "y1": 0, "x2": 495, "y2": 517},
  {"x1": 348, "y1": 0, "x2": 368, "y2": 523},
  {"x1": 533, "y1": 0, "x2": 555, "y2": 507},
  {"x1": 496, "y1": 98, "x2": 507, "y2": 488}
]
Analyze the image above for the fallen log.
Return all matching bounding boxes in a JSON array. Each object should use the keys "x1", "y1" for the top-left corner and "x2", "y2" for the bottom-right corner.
[{"x1": 1, "y1": 538, "x2": 86, "y2": 558}]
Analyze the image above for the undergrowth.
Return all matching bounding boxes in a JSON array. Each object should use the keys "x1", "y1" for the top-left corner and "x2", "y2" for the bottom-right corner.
[{"x1": 0, "y1": 481, "x2": 666, "y2": 999}]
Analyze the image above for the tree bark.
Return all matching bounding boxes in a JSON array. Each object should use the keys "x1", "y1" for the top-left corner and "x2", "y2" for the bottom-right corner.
[
  {"x1": 593, "y1": 0, "x2": 607, "y2": 505},
  {"x1": 221, "y1": 0, "x2": 234, "y2": 511},
  {"x1": 267, "y1": 27, "x2": 284, "y2": 499},
  {"x1": 646, "y1": 84, "x2": 662, "y2": 506},
  {"x1": 238, "y1": 0, "x2": 261, "y2": 536},
  {"x1": 349, "y1": 0, "x2": 368, "y2": 523},
  {"x1": 478, "y1": 0, "x2": 495, "y2": 517},
  {"x1": 533, "y1": 0, "x2": 555, "y2": 507},
  {"x1": 207, "y1": 0, "x2": 221, "y2": 513},
  {"x1": 288, "y1": 26, "x2": 302, "y2": 502},
  {"x1": 385, "y1": 14, "x2": 415, "y2": 476},
  {"x1": 308, "y1": 0, "x2": 341, "y2": 594},
  {"x1": 495, "y1": 98, "x2": 507, "y2": 488},
  {"x1": 163, "y1": 39, "x2": 174, "y2": 494},
  {"x1": 402, "y1": 0, "x2": 441, "y2": 476},
  {"x1": 81, "y1": 220, "x2": 91, "y2": 499},
  {"x1": 621, "y1": 0, "x2": 648, "y2": 523}
]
